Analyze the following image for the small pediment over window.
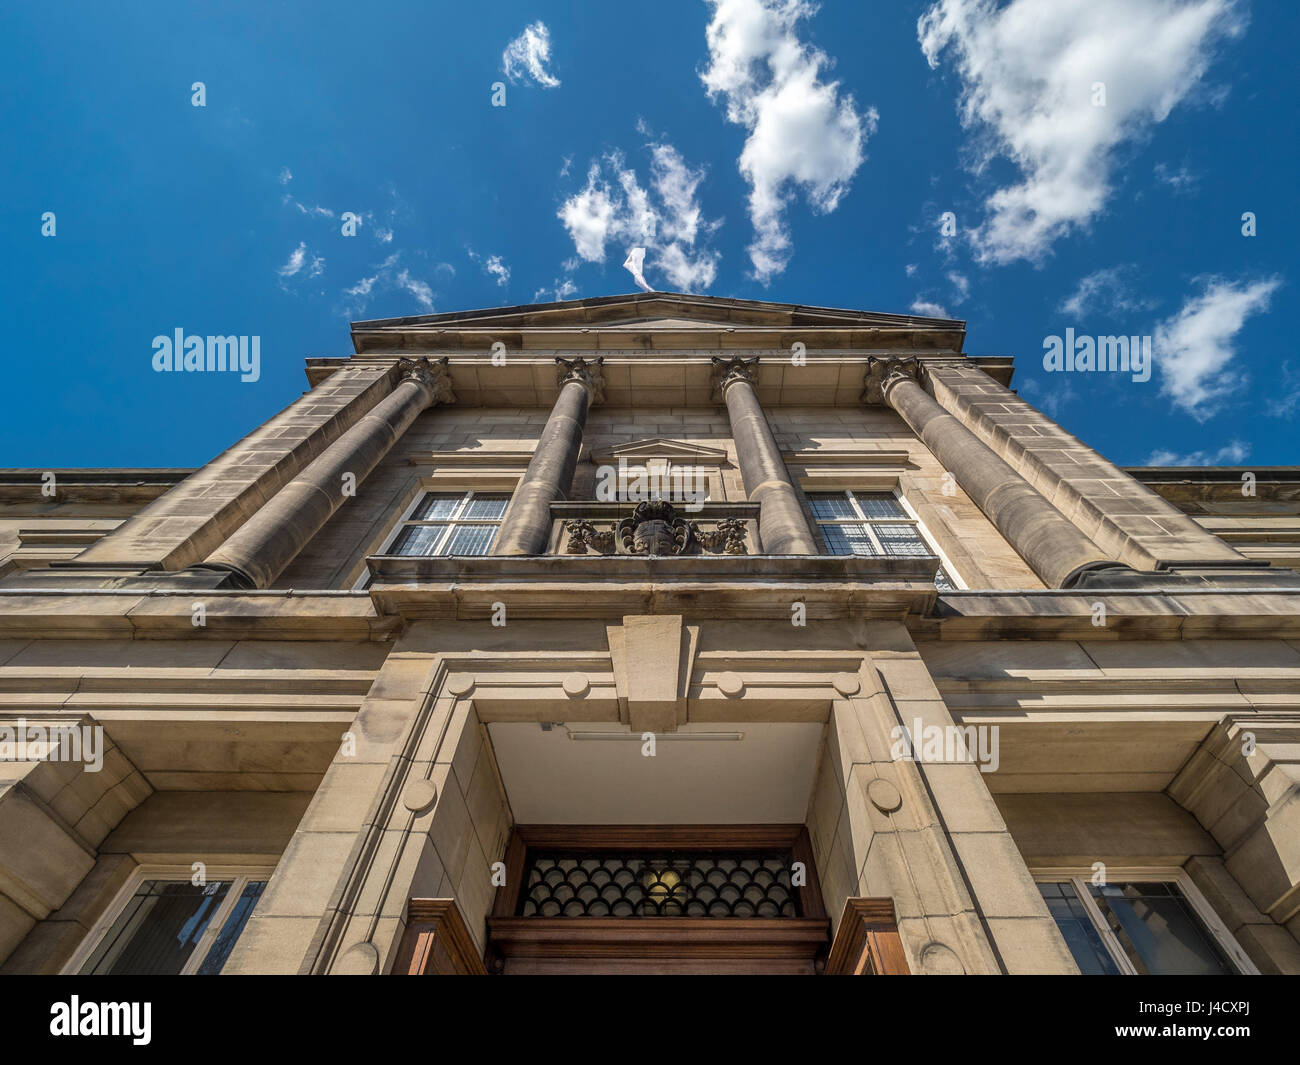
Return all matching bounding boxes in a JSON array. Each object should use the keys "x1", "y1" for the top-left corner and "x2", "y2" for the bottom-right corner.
[{"x1": 591, "y1": 438, "x2": 730, "y2": 464}]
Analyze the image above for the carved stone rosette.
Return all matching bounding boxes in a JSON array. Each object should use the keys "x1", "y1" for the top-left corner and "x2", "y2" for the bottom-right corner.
[
  {"x1": 556, "y1": 356, "x2": 606, "y2": 406},
  {"x1": 861, "y1": 356, "x2": 921, "y2": 407},
  {"x1": 395, "y1": 356, "x2": 456, "y2": 406}
]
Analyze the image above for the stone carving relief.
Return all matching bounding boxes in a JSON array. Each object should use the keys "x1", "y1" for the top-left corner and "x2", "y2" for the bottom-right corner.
[{"x1": 562, "y1": 500, "x2": 749, "y2": 556}]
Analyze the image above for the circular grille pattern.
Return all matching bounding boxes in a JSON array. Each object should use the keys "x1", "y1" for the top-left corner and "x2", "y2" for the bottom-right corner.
[{"x1": 520, "y1": 852, "x2": 798, "y2": 918}]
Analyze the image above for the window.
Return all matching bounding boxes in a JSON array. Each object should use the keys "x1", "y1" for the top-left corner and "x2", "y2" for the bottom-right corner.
[
  {"x1": 387, "y1": 491, "x2": 509, "y2": 557},
  {"x1": 1036, "y1": 873, "x2": 1256, "y2": 975},
  {"x1": 69, "y1": 870, "x2": 268, "y2": 975},
  {"x1": 806, "y1": 490, "x2": 956, "y2": 589}
]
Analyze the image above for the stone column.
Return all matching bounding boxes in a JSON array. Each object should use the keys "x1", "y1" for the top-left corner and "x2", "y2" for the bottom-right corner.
[
  {"x1": 711, "y1": 356, "x2": 818, "y2": 556},
  {"x1": 866, "y1": 357, "x2": 1120, "y2": 589},
  {"x1": 492, "y1": 357, "x2": 603, "y2": 556},
  {"x1": 201, "y1": 358, "x2": 454, "y2": 588}
]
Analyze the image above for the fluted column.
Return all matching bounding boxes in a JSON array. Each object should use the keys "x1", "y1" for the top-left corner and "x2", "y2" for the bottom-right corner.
[
  {"x1": 202, "y1": 358, "x2": 454, "y2": 588},
  {"x1": 866, "y1": 357, "x2": 1121, "y2": 588},
  {"x1": 712, "y1": 356, "x2": 818, "y2": 555},
  {"x1": 492, "y1": 356, "x2": 604, "y2": 556}
]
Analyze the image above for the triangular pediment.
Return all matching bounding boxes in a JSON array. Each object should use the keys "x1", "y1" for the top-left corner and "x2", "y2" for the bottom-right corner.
[
  {"x1": 352, "y1": 291, "x2": 963, "y2": 337},
  {"x1": 592, "y1": 438, "x2": 730, "y2": 463}
]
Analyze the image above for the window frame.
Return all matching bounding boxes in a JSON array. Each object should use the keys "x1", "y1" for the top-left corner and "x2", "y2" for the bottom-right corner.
[
  {"x1": 1032, "y1": 866, "x2": 1259, "y2": 976},
  {"x1": 61, "y1": 863, "x2": 274, "y2": 976},
  {"x1": 805, "y1": 488, "x2": 964, "y2": 589}
]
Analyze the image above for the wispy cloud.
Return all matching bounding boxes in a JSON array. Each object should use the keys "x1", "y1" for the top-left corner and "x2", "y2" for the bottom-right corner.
[
  {"x1": 558, "y1": 138, "x2": 722, "y2": 292},
  {"x1": 701, "y1": 0, "x2": 875, "y2": 282},
  {"x1": 1059, "y1": 265, "x2": 1158, "y2": 317},
  {"x1": 918, "y1": 0, "x2": 1243, "y2": 264},
  {"x1": 1154, "y1": 160, "x2": 1200, "y2": 194},
  {"x1": 1155, "y1": 275, "x2": 1281, "y2": 419},
  {"x1": 533, "y1": 278, "x2": 578, "y2": 303},
  {"x1": 503, "y1": 21, "x2": 560, "y2": 87},
  {"x1": 1146, "y1": 440, "x2": 1249, "y2": 465},
  {"x1": 277, "y1": 241, "x2": 324, "y2": 281},
  {"x1": 341, "y1": 253, "x2": 436, "y2": 318},
  {"x1": 278, "y1": 166, "x2": 293, "y2": 185}
]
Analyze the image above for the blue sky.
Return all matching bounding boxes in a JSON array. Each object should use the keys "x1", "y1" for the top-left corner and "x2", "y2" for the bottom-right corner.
[{"x1": 1, "y1": 0, "x2": 1295, "y2": 467}]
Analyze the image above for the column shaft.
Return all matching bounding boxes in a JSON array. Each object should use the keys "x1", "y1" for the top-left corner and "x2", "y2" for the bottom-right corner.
[
  {"x1": 715, "y1": 359, "x2": 818, "y2": 555},
  {"x1": 492, "y1": 359, "x2": 601, "y2": 556},
  {"x1": 203, "y1": 359, "x2": 451, "y2": 588},
  {"x1": 879, "y1": 367, "x2": 1115, "y2": 588}
]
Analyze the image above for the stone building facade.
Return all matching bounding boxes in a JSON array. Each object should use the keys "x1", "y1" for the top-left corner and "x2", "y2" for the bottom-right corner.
[{"x1": 1, "y1": 293, "x2": 1298, "y2": 975}]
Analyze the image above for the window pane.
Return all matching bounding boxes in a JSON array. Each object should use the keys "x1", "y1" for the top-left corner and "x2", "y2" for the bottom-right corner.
[
  {"x1": 1088, "y1": 882, "x2": 1236, "y2": 975},
  {"x1": 855, "y1": 493, "x2": 906, "y2": 519},
  {"x1": 197, "y1": 881, "x2": 265, "y2": 975},
  {"x1": 807, "y1": 494, "x2": 856, "y2": 520},
  {"x1": 1038, "y1": 882, "x2": 1122, "y2": 975},
  {"x1": 462, "y1": 494, "x2": 509, "y2": 519},
  {"x1": 934, "y1": 566, "x2": 956, "y2": 591},
  {"x1": 412, "y1": 494, "x2": 462, "y2": 520},
  {"x1": 81, "y1": 881, "x2": 231, "y2": 975},
  {"x1": 441, "y1": 523, "x2": 497, "y2": 556},
  {"x1": 392, "y1": 523, "x2": 449, "y2": 556},
  {"x1": 819, "y1": 522, "x2": 877, "y2": 556},
  {"x1": 872, "y1": 522, "x2": 931, "y2": 557}
]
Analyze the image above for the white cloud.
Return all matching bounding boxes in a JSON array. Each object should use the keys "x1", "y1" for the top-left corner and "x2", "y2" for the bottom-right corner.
[
  {"x1": 701, "y1": 0, "x2": 875, "y2": 282},
  {"x1": 533, "y1": 278, "x2": 579, "y2": 303},
  {"x1": 277, "y1": 242, "x2": 324, "y2": 281},
  {"x1": 947, "y1": 271, "x2": 970, "y2": 303},
  {"x1": 484, "y1": 255, "x2": 510, "y2": 287},
  {"x1": 278, "y1": 166, "x2": 293, "y2": 185},
  {"x1": 503, "y1": 21, "x2": 560, "y2": 87},
  {"x1": 1154, "y1": 276, "x2": 1281, "y2": 419},
  {"x1": 918, "y1": 0, "x2": 1243, "y2": 264},
  {"x1": 557, "y1": 141, "x2": 721, "y2": 292},
  {"x1": 905, "y1": 263, "x2": 919, "y2": 277},
  {"x1": 342, "y1": 253, "x2": 435, "y2": 317},
  {"x1": 1059, "y1": 265, "x2": 1157, "y2": 317},
  {"x1": 468, "y1": 248, "x2": 511, "y2": 288},
  {"x1": 910, "y1": 299, "x2": 951, "y2": 318},
  {"x1": 1146, "y1": 440, "x2": 1249, "y2": 465}
]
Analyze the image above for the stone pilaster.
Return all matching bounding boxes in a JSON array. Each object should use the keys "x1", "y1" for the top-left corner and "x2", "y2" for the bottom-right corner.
[
  {"x1": 711, "y1": 356, "x2": 818, "y2": 556},
  {"x1": 492, "y1": 357, "x2": 604, "y2": 556},
  {"x1": 868, "y1": 358, "x2": 1121, "y2": 588},
  {"x1": 201, "y1": 358, "x2": 453, "y2": 589},
  {"x1": 807, "y1": 625, "x2": 1078, "y2": 974}
]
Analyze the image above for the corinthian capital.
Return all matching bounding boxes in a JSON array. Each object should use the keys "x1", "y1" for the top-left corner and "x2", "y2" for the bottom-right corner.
[
  {"x1": 710, "y1": 355, "x2": 760, "y2": 403},
  {"x1": 556, "y1": 356, "x2": 606, "y2": 405},
  {"x1": 395, "y1": 356, "x2": 456, "y2": 405},
  {"x1": 862, "y1": 356, "x2": 921, "y2": 406}
]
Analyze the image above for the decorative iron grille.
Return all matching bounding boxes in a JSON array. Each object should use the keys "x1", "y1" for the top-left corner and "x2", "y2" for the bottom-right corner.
[{"x1": 519, "y1": 851, "x2": 800, "y2": 918}]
